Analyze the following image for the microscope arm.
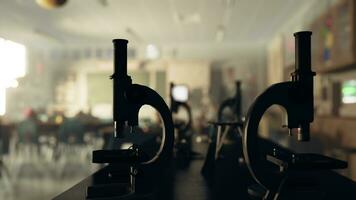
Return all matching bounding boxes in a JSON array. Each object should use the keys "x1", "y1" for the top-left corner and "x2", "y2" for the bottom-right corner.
[
  {"x1": 127, "y1": 84, "x2": 175, "y2": 165},
  {"x1": 217, "y1": 98, "x2": 235, "y2": 121},
  {"x1": 243, "y1": 81, "x2": 293, "y2": 188}
]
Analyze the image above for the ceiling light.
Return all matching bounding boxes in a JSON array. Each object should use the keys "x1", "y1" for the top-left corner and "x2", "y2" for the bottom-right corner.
[
  {"x1": 146, "y1": 44, "x2": 160, "y2": 60},
  {"x1": 126, "y1": 28, "x2": 144, "y2": 44},
  {"x1": 216, "y1": 26, "x2": 225, "y2": 42},
  {"x1": 97, "y1": 0, "x2": 108, "y2": 7},
  {"x1": 36, "y1": 0, "x2": 67, "y2": 10},
  {"x1": 173, "y1": 12, "x2": 201, "y2": 25}
]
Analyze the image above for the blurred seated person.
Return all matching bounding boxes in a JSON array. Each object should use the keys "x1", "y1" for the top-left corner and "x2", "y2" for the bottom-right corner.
[
  {"x1": 0, "y1": 116, "x2": 4, "y2": 153},
  {"x1": 58, "y1": 112, "x2": 85, "y2": 144},
  {"x1": 76, "y1": 110, "x2": 101, "y2": 137},
  {"x1": 75, "y1": 109, "x2": 100, "y2": 124},
  {"x1": 16, "y1": 108, "x2": 39, "y2": 144},
  {"x1": 47, "y1": 110, "x2": 65, "y2": 125},
  {"x1": 0, "y1": 116, "x2": 12, "y2": 155}
]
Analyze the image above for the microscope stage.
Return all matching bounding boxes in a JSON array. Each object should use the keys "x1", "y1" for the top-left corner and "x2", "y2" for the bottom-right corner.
[{"x1": 267, "y1": 153, "x2": 348, "y2": 172}]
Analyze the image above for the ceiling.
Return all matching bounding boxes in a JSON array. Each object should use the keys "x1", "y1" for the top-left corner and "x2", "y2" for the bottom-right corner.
[{"x1": 0, "y1": 0, "x2": 317, "y2": 58}]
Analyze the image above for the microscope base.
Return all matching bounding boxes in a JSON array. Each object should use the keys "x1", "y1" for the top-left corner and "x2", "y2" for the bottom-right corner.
[
  {"x1": 248, "y1": 178, "x2": 325, "y2": 200},
  {"x1": 248, "y1": 172, "x2": 332, "y2": 200},
  {"x1": 53, "y1": 164, "x2": 163, "y2": 200}
]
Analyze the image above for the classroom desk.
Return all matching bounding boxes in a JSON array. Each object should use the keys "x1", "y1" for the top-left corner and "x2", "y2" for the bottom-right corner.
[{"x1": 53, "y1": 139, "x2": 356, "y2": 200}]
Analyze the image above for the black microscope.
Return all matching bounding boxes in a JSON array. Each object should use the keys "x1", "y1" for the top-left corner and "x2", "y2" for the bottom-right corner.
[
  {"x1": 169, "y1": 82, "x2": 193, "y2": 158},
  {"x1": 217, "y1": 80, "x2": 242, "y2": 122},
  {"x1": 202, "y1": 80, "x2": 244, "y2": 177},
  {"x1": 53, "y1": 39, "x2": 174, "y2": 200},
  {"x1": 242, "y1": 31, "x2": 348, "y2": 200}
]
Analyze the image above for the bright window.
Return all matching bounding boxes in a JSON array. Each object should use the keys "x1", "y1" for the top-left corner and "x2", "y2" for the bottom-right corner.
[{"x1": 0, "y1": 38, "x2": 26, "y2": 115}]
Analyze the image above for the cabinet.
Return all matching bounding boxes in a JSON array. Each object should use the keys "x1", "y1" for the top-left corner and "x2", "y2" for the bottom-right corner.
[{"x1": 310, "y1": 0, "x2": 356, "y2": 73}]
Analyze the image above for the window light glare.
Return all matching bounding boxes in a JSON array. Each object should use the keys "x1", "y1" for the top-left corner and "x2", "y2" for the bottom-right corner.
[
  {"x1": 172, "y1": 85, "x2": 189, "y2": 102},
  {"x1": 0, "y1": 88, "x2": 5, "y2": 116},
  {"x1": 0, "y1": 37, "x2": 26, "y2": 115},
  {"x1": 10, "y1": 80, "x2": 19, "y2": 88}
]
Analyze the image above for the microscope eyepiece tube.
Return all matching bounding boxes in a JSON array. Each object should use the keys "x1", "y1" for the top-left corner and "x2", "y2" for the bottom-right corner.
[
  {"x1": 294, "y1": 31, "x2": 312, "y2": 73},
  {"x1": 293, "y1": 32, "x2": 314, "y2": 141},
  {"x1": 113, "y1": 39, "x2": 129, "y2": 76},
  {"x1": 112, "y1": 39, "x2": 130, "y2": 137}
]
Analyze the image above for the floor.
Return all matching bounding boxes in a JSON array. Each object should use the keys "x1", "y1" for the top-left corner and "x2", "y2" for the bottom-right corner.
[
  {"x1": 0, "y1": 136, "x2": 212, "y2": 200},
  {"x1": 0, "y1": 143, "x2": 100, "y2": 200},
  {"x1": 171, "y1": 142, "x2": 211, "y2": 200},
  {"x1": 3, "y1": 135, "x2": 356, "y2": 200}
]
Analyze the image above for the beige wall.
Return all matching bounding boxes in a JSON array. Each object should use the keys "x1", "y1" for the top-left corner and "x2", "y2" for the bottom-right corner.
[
  {"x1": 57, "y1": 58, "x2": 210, "y2": 119},
  {"x1": 267, "y1": 36, "x2": 284, "y2": 85},
  {"x1": 167, "y1": 60, "x2": 210, "y2": 95}
]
